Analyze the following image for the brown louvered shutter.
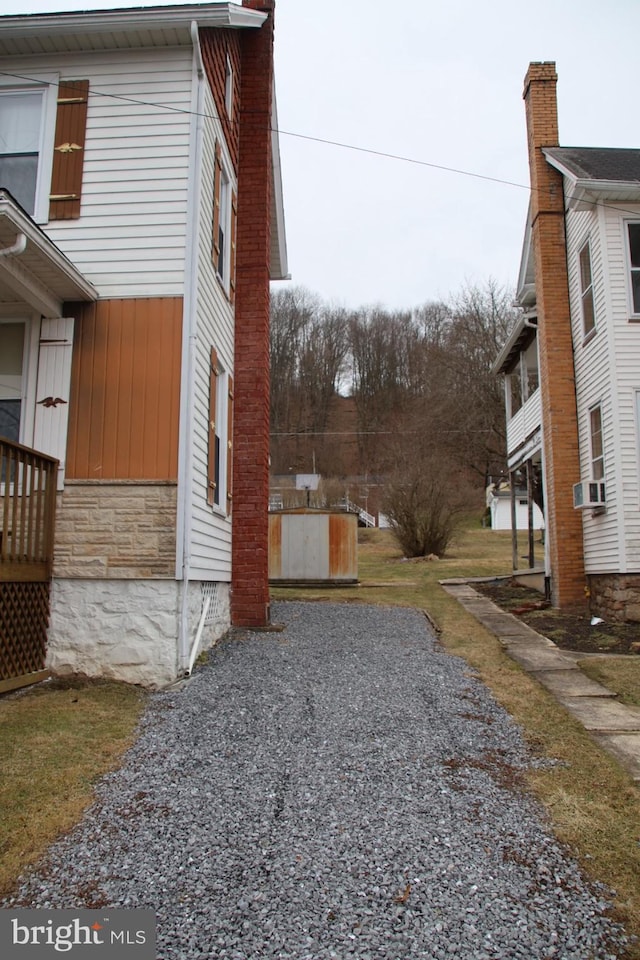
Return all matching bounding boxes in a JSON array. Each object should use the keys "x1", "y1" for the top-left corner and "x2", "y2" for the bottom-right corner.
[
  {"x1": 212, "y1": 142, "x2": 222, "y2": 265},
  {"x1": 49, "y1": 80, "x2": 89, "y2": 221},
  {"x1": 207, "y1": 347, "x2": 219, "y2": 506},
  {"x1": 226, "y1": 374, "x2": 234, "y2": 514},
  {"x1": 229, "y1": 190, "x2": 238, "y2": 302}
]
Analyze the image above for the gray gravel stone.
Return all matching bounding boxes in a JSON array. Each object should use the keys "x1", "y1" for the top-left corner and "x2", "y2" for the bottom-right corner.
[{"x1": 3, "y1": 601, "x2": 628, "y2": 958}]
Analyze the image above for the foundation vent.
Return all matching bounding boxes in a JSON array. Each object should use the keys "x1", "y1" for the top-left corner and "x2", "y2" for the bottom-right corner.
[{"x1": 200, "y1": 582, "x2": 224, "y2": 624}]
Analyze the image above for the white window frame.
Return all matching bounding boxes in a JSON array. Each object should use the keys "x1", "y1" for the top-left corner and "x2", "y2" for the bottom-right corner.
[
  {"x1": 0, "y1": 74, "x2": 58, "y2": 224},
  {"x1": 216, "y1": 169, "x2": 231, "y2": 289},
  {"x1": 210, "y1": 361, "x2": 230, "y2": 514},
  {"x1": 626, "y1": 220, "x2": 640, "y2": 319},
  {"x1": 578, "y1": 238, "x2": 596, "y2": 339},
  {"x1": 224, "y1": 54, "x2": 234, "y2": 119},
  {"x1": 589, "y1": 403, "x2": 605, "y2": 481}
]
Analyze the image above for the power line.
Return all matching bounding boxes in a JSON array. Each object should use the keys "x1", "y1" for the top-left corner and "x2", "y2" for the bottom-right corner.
[
  {"x1": 1, "y1": 69, "x2": 640, "y2": 218},
  {"x1": 0, "y1": 68, "x2": 537, "y2": 196}
]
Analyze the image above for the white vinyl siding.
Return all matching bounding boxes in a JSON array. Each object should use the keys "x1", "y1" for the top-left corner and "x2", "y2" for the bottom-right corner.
[
  {"x1": 1, "y1": 49, "x2": 193, "y2": 297},
  {"x1": 566, "y1": 195, "x2": 640, "y2": 574},
  {"x1": 565, "y1": 201, "x2": 620, "y2": 572},
  {"x1": 189, "y1": 82, "x2": 236, "y2": 581}
]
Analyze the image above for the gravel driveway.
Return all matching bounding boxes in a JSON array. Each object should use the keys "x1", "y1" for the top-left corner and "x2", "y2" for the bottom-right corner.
[{"x1": 5, "y1": 601, "x2": 627, "y2": 959}]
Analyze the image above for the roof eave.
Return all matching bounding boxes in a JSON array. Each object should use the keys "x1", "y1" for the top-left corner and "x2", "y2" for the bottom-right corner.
[
  {"x1": 542, "y1": 151, "x2": 640, "y2": 208},
  {"x1": 0, "y1": 3, "x2": 267, "y2": 45},
  {"x1": 269, "y1": 84, "x2": 288, "y2": 281},
  {"x1": 0, "y1": 192, "x2": 98, "y2": 305}
]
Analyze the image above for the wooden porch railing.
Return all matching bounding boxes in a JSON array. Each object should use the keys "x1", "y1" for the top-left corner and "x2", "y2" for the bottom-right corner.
[{"x1": 1, "y1": 438, "x2": 58, "y2": 582}]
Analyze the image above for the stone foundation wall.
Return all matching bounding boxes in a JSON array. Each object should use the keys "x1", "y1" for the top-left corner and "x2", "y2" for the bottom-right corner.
[
  {"x1": 588, "y1": 573, "x2": 640, "y2": 622},
  {"x1": 47, "y1": 578, "x2": 231, "y2": 688},
  {"x1": 54, "y1": 481, "x2": 177, "y2": 578}
]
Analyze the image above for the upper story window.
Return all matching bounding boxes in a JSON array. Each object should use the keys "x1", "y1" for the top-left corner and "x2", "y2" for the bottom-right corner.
[
  {"x1": 207, "y1": 347, "x2": 234, "y2": 514},
  {"x1": 590, "y1": 404, "x2": 604, "y2": 481},
  {"x1": 212, "y1": 140, "x2": 237, "y2": 300},
  {"x1": 579, "y1": 240, "x2": 596, "y2": 338},
  {"x1": 627, "y1": 222, "x2": 640, "y2": 316},
  {"x1": 0, "y1": 90, "x2": 43, "y2": 216},
  {"x1": 224, "y1": 54, "x2": 234, "y2": 120},
  {"x1": 0, "y1": 77, "x2": 88, "y2": 224}
]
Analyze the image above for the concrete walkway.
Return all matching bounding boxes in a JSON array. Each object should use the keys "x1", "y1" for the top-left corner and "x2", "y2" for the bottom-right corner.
[{"x1": 441, "y1": 580, "x2": 640, "y2": 782}]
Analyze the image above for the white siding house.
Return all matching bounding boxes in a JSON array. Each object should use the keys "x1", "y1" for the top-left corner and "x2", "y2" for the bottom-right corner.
[
  {"x1": 495, "y1": 60, "x2": 640, "y2": 619},
  {"x1": 0, "y1": 2, "x2": 288, "y2": 690}
]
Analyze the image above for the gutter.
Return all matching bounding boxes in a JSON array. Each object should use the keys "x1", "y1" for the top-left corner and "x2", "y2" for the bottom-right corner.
[{"x1": 0, "y1": 233, "x2": 26, "y2": 258}]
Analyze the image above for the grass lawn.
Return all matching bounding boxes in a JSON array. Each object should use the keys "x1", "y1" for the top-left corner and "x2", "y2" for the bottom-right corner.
[
  {"x1": 273, "y1": 521, "x2": 640, "y2": 957},
  {"x1": 0, "y1": 677, "x2": 146, "y2": 897},
  {"x1": 578, "y1": 658, "x2": 640, "y2": 708}
]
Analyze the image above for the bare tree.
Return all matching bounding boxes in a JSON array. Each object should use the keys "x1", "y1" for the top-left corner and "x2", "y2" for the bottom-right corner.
[{"x1": 381, "y1": 434, "x2": 474, "y2": 557}]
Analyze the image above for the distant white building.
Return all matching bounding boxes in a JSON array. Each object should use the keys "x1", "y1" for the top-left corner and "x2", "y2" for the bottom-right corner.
[{"x1": 486, "y1": 483, "x2": 544, "y2": 532}]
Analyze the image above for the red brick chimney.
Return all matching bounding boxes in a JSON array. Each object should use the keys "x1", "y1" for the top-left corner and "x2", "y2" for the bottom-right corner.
[
  {"x1": 231, "y1": 1, "x2": 275, "y2": 626},
  {"x1": 523, "y1": 62, "x2": 586, "y2": 610}
]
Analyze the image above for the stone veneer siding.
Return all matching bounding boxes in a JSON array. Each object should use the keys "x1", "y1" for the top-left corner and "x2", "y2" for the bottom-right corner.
[
  {"x1": 48, "y1": 482, "x2": 232, "y2": 685},
  {"x1": 589, "y1": 574, "x2": 640, "y2": 623},
  {"x1": 47, "y1": 579, "x2": 230, "y2": 688},
  {"x1": 54, "y1": 481, "x2": 178, "y2": 579}
]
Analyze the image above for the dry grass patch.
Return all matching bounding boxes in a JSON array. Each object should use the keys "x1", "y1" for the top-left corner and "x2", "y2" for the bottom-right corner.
[
  {"x1": 0, "y1": 677, "x2": 146, "y2": 897},
  {"x1": 578, "y1": 658, "x2": 640, "y2": 707},
  {"x1": 272, "y1": 522, "x2": 640, "y2": 957}
]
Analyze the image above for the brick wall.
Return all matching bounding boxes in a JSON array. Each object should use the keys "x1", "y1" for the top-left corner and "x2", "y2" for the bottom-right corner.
[
  {"x1": 231, "y1": 2, "x2": 275, "y2": 626},
  {"x1": 523, "y1": 62, "x2": 586, "y2": 611},
  {"x1": 199, "y1": 27, "x2": 241, "y2": 173},
  {"x1": 54, "y1": 481, "x2": 177, "y2": 578}
]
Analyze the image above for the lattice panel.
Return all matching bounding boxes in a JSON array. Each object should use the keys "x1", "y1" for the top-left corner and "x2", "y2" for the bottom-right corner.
[
  {"x1": 201, "y1": 581, "x2": 224, "y2": 624},
  {"x1": 0, "y1": 581, "x2": 50, "y2": 681}
]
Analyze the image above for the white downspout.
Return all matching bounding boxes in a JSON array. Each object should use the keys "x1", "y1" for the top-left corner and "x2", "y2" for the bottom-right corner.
[{"x1": 176, "y1": 22, "x2": 206, "y2": 675}]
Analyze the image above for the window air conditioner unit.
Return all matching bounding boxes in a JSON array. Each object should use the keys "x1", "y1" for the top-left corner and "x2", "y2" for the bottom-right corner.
[{"x1": 573, "y1": 480, "x2": 606, "y2": 509}]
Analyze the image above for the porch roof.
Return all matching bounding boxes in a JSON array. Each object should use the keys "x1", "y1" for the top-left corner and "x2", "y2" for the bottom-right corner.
[
  {"x1": 492, "y1": 313, "x2": 537, "y2": 376},
  {"x1": 0, "y1": 191, "x2": 97, "y2": 318}
]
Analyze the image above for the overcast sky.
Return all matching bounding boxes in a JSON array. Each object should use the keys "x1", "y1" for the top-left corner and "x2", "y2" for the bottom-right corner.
[{"x1": 2, "y1": 0, "x2": 639, "y2": 309}]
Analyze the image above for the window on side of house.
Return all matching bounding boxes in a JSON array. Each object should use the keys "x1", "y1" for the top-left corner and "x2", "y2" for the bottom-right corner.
[
  {"x1": 217, "y1": 172, "x2": 230, "y2": 283},
  {"x1": 207, "y1": 348, "x2": 233, "y2": 513},
  {"x1": 627, "y1": 222, "x2": 640, "y2": 316},
  {"x1": 0, "y1": 78, "x2": 87, "y2": 223},
  {"x1": 590, "y1": 405, "x2": 604, "y2": 481},
  {"x1": 579, "y1": 240, "x2": 596, "y2": 338},
  {"x1": 0, "y1": 90, "x2": 42, "y2": 216},
  {"x1": 224, "y1": 54, "x2": 234, "y2": 120},
  {"x1": 211, "y1": 141, "x2": 237, "y2": 296}
]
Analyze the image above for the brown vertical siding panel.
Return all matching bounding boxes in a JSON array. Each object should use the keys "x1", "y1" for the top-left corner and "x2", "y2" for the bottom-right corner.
[
  {"x1": 328, "y1": 514, "x2": 356, "y2": 579},
  {"x1": 65, "y1": 298, "x2": 182, "y2": 480},
  {"x1": 89, "y1": 303, "x2": 109, "y2": 476},
  {"x1": 268, "y1": 513, "x2": 282, "y2": 579},
  {"x1": 166, "y1": 302, "x2": 182, "y2": 479},
  {"x1": 141, "y1": 303, "x2": 161, "y2": 474},
  {"x1": 110, "y1": 301, "x2": 130, "y2": 478}
]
